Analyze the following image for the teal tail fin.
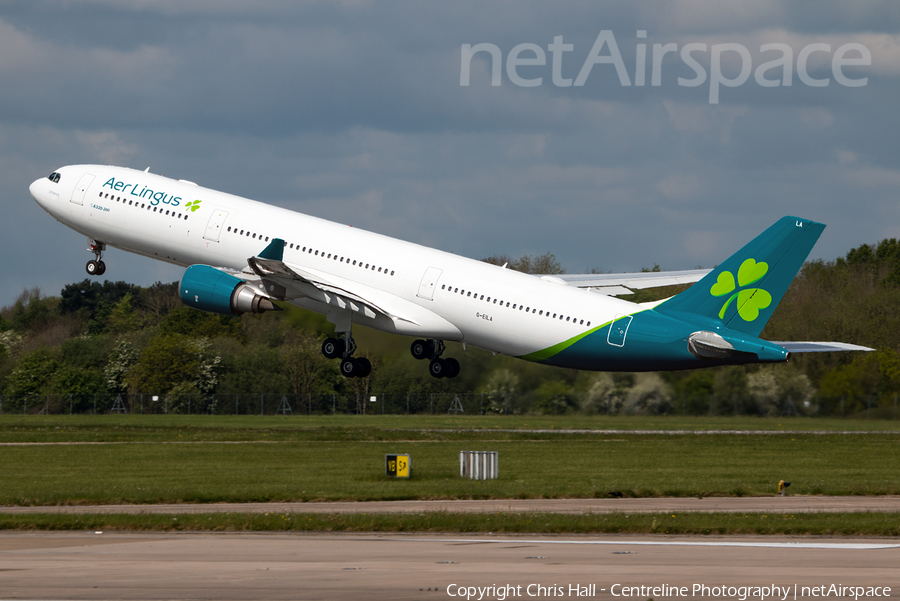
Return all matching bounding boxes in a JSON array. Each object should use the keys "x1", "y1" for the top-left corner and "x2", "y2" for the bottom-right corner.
[{"x1": 657, "y1": 216, "x2": 825, "y2": 337}]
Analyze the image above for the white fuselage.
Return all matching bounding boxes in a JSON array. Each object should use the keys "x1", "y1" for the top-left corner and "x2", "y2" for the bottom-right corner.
[{"x1": 30, "y1": 165, "x2": 642, "y2": 361}]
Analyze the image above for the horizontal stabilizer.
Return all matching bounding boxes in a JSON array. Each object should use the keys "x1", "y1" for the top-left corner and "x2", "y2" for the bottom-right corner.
[{"x1": 771, "y1": 341, "x2": 874, "y2": 353}]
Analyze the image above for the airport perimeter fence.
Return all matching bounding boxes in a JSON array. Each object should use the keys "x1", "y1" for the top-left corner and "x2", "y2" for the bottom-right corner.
[
  {"x1": 0, "y1": 392, "x2": 487, "y2": 416},
  {"x1": 0, "y1": 391, "x2": 898, "y2": 419}
]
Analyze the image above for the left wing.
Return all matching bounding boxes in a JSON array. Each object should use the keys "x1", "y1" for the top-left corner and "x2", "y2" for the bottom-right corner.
[{"x1": 246, "y1": 243, "x2": 402, "y2": 322}]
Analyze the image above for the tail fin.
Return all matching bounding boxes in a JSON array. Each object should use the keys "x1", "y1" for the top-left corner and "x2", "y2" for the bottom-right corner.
[{"x1": 657, "y1": 216, "x2": 825, "y2": 337}]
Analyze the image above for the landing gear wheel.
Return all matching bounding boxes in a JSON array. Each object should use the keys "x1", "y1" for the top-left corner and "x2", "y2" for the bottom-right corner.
[
  {"x1": 356, "y1": 357, "x2": 372, "y2": 378},
  {"x1": 429, "y1": 358, "x2": 448, "y2": 379},
  {"x1": 322, "y1": 338, "x2": 343, "y2": 359},
  {"x1": 86, "y1": 260, "x2": 99, "y2": 276},
  {"x1": 96, "y1": 261, "x2": 106, "y2": 276},
  {"x1": 444, "y1": 357, "x2": 460, "y2": 379},
  {"x1": 340, "y1": 357, "x2": 360, "y2": 378},
  {"x1": 410, "y1": 339, "x2": 430, "y2": 360}
]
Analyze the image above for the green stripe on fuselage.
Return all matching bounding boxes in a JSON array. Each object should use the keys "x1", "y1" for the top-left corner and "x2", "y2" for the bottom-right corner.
[{"x1": 519, "y1": 310, "x2": 641, "y2": 362}]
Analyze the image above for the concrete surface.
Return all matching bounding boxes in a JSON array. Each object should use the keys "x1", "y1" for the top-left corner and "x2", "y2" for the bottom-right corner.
[
  {"x1": 0, "y1": 532, "x2": 898, "y2": 600},
  {"x1": 2, "y1": 496, "x2": 900, "y2": 515}
]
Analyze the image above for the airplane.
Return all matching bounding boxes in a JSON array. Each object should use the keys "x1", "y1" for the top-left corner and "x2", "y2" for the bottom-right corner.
[{"x1": 29, "y1": 165, "x2": 870, "y2": 379}]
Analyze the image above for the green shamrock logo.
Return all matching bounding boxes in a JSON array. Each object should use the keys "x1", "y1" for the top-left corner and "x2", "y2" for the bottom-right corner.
[
  {"x1": 710, "y1": 258, "x2": 772, "y2": 321},
  {"x1": 184, "y1": 200, "x2": 202, "y2": 212}
]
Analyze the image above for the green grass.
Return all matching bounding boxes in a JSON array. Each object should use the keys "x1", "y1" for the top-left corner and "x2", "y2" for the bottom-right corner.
[
  {"x1": 2, "y1": 511, "x2": 899, "y2": 536},
  {"x1": 3, "y1": 416, "x2": 898, "y2": 536},
  {"x1": 0, "y1": 414, "x2": 897, "y2": 444},
  {"x1": 1, "y1": 435, "x2": 898, "y2": 505}
]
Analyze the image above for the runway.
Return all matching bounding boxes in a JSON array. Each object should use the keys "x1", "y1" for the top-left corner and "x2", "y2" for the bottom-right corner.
[
  {"x1": 2, "y1": 495, "x2": 900, "y2": 515},
  {"x1": 0, "y1": 532, "x2": 897, "y2": 600}
]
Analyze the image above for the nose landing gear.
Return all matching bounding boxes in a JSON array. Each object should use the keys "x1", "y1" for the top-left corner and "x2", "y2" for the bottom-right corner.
[
  {"x1": 410, "y1": 339, "x2": 460, "y2": 379},
  {"x1": 86, "y1": 239, "x2": 106, "y2": 276}
]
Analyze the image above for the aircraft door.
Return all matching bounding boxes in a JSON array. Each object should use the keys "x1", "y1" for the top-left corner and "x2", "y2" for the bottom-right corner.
[
  {"x1": 203, "y1": 209, "x2": 229, "y2": 242},
  {"x1": 417, "y1": 266, "x2": 443, "y2": 300},
  {"x1": 607, "y1": 314, "x2": 632, "y2": 347},
  {"x1": 70, "y1": 173, "x2": 95, "y2": 205}
]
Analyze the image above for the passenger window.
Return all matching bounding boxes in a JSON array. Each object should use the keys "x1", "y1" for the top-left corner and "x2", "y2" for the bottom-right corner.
[
  {"x1": 391, "y1": 270, "x2": 395, "y2": 275},
  {"x1": 265, "y1": 237, "x2": 269, "y2": 242}
]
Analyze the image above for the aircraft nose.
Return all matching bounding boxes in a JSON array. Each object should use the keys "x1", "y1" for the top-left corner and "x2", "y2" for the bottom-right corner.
[{"x1": 30, "y1": 177, "x2": 51, "y2": 210}]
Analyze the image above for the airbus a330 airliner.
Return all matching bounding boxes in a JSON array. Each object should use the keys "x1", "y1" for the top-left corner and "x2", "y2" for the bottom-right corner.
[{"x1": 30, "y1": 165, "x2": 869, "y2": 379}]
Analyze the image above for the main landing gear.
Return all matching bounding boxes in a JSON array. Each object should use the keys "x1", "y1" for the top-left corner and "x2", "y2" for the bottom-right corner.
[
  {"x1": 85, "y1": 239, "x2": 106, "y2": 276},
  {"x1": 410, "y1": 339, "x2": 460, "y2": 379},
  {"x1": 322, "y1": 332, "x2": 372, "y2": 378}
]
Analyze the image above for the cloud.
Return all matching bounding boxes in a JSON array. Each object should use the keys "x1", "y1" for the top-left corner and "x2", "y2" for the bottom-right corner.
[{"x1": 1, "y1": 1, "x2": 899, "y2": 307}]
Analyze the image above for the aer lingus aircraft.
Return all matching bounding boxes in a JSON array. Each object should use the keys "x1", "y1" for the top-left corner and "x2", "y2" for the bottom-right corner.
[{"x1": 30, "y1": 165, "x2": 870, "y2": 379}]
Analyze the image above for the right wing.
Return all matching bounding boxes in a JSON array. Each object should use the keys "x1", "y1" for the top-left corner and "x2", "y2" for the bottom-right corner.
[{"x1": 544, "y1": 269, "x2": 712, "y2": 296}]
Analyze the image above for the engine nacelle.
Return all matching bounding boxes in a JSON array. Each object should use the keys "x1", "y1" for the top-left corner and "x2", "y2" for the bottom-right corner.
[{"x1": 179, "y1": 265, "x2": 280, "y2": 316}]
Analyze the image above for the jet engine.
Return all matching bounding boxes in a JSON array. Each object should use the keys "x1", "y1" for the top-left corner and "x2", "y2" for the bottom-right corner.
[{"x1": 179, "y1": 265, "x2": 280, "y2": 316}]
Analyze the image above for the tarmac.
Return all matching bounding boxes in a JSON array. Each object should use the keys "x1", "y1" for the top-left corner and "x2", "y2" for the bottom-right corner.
[
  {"x1": 2, "y1": 497, "x2": 899, "y2": 600},
  {"x1": 0, "y1": 531, "x2": 898, "y2": 600}
]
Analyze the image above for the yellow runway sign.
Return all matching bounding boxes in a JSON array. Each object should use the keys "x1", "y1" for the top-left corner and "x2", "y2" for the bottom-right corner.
[{"x1": 385, "y1": 454, "x2": 410, "y2": 478}]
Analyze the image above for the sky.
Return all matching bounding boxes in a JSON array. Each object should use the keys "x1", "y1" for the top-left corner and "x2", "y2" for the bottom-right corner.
[{"x1": 2, "y1": 0, "x2": 899, "y2": 307}]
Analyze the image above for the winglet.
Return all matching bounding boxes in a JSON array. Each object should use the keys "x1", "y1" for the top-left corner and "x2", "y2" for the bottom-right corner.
[{"x1": 258, "y1": 237, "x2": 285, "y2": 261}]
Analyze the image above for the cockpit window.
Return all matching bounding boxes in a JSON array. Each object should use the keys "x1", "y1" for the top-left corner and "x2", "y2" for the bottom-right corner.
[{"x1": 47, "y1": 172, "x2": 61, "y2": 183}]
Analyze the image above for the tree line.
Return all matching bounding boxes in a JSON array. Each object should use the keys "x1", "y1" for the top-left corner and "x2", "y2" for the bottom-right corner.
[{"x1": 1, "y1": 246, "x2": 898, "y2": 417}]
